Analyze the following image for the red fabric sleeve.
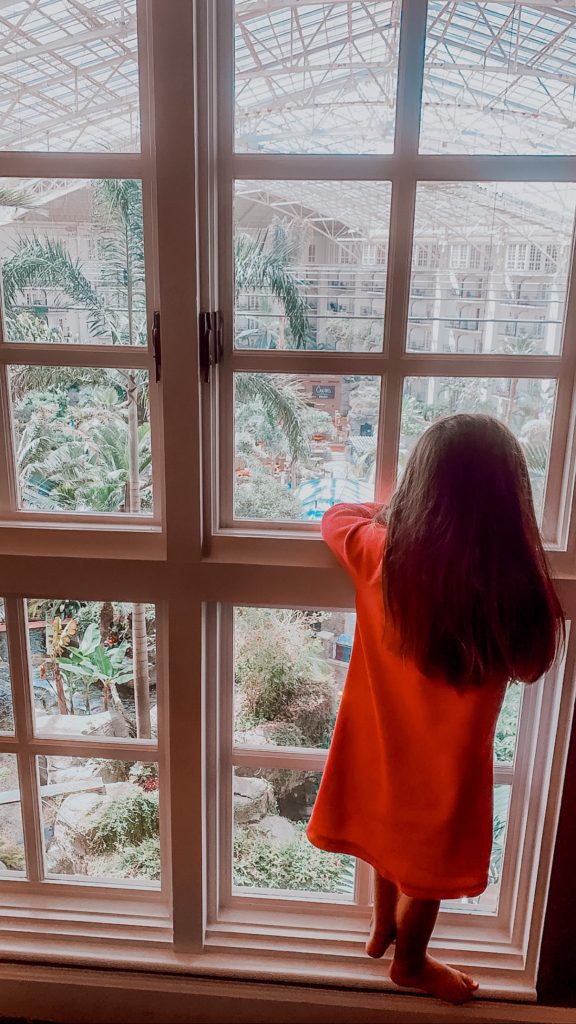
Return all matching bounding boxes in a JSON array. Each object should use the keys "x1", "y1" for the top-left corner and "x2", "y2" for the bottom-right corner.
[{"x1": 321, "y1": 503, "x2": 386, "y2": 585}]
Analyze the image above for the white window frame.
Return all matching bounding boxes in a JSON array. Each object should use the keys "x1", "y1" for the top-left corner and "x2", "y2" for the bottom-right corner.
[
  {"x1": 208, "y1": 0, "x2": 576, "y2": 570},
  {"x1": 0, "y1": 0, "x2": 575, "y2": 1011},
  {"x1": 0, "y1": 0, "x2": 165, "y2": 555},
  {"x1": 194, "y1": 0, "x2": 576, "y2": 999},
  {"x1": 204, "y1": 599, "x2": 575, "y2": 999}
]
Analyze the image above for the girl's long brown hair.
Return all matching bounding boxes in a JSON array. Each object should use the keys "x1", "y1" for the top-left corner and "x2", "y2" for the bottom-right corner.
[{"x1": 377, "y1": 414, "x2": 564, "y2": 686}]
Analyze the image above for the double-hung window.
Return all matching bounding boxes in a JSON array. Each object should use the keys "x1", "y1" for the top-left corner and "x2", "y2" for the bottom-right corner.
[
  {"x1": 0, "y1": 0, "x2": 576, "y2": 1010},
  {"x1": 201, "y1": 0, "x2": 576, "y2": 1000}
]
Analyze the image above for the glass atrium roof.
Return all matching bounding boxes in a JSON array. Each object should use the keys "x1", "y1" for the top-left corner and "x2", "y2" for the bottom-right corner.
[{"x1": 1, "y1": 2, "x2": 576, "y2": 233}]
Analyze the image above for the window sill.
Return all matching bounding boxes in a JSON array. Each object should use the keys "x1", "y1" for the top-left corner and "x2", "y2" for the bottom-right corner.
[
  {"x1": 0, "y1": 521, "x2": 165, "y2": 560},
  {"x1": 0, "y1": 930, "x2": 537, "y2": 1005}
]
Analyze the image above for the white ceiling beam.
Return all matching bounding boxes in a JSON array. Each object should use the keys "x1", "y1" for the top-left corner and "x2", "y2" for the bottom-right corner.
[{"x1": 0, "y1": 16, "x2": 137, "y2": 68}]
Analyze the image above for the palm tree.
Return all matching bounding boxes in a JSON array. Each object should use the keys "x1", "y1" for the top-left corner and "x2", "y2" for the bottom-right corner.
[
  {"x1": 2, "y1": 182, "x2": 314, "y2": 732},
  {"x1": 2, "y1": 182, "x2": 151, "y2": 735},
  {"x1": 235, "y1": 229, "x2": 311, "y2": 350}
]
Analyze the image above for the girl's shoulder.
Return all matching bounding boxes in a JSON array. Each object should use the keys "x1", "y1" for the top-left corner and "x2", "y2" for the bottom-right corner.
[{"x1": 321, "y1": 503, "x2": 386, "y2": 585}]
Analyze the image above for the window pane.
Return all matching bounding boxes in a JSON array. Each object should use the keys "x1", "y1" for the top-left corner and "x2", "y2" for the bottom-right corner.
[
  {"x1": 401, "y1": 377, "x2": 556, "y2": 520},
  {"x1": 233, "y1": 768, "x2": 355, "y2": 898},
  {"x1": 234, "y1": 607, "x2": 355, "y2": 751},
  {"x1": 40, "y1": 758, "x2": 160, "y2": 884},
  {"x1": 234, "y1": 373, "x2": 380, "y2": 521},
  {"x1": 0, "y1": 753, "x2": 25, "y2": 876},
  {"x1": 420, "y1": 3, "x2": 576, "y2": 155},
  {"x1": 407, "y1": 183, "x2": 576, "y2": 356},
  {"x1": 1, "y1": 179, "x2": 147, "y2": 345},
  {"x1": 235, "y1": 181, "x2": 390, "y2": 351},
  {"x1": 442, "y1": 785, "x2": 511, "y2": 915},
  {"x1": 234, "y1": 2, "x2": 400, "y2": 154},
  {"x1": 10, "y1": 366, "x2": 152, "y2": 515},
  {"x1": 28, "y1": 600, "x2": 157, "y2": 742},
  {"x1": 494, "y1": 684, "x2": 523, "y2": 765},
  {"x1": 0, "y1": 601, "x2": 14, "y2": 734},
  {"x1": 0, "y1": 2, "x2": 140, "y2": 153}
]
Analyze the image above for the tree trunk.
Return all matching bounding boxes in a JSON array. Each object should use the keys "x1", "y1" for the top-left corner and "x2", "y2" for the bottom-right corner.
[
  {"x1": 125, "y1": 228, "x2": 152, "y2": 738},
  {"x1": 53, "y1": 663, "x2": 68, "y2": 715},
  {"x1": 507, "y1": 378, "x2": 518, "y2": 425}
]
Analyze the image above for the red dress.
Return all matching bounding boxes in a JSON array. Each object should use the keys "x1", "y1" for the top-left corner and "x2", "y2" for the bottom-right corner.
[{"x1": 307, "y1": 503, "x2": 507, "y2": 900}]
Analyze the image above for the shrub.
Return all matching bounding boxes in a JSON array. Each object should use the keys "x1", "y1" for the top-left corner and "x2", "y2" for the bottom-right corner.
[
  {"x1": 121, "y1": 837, "x2": 161, "y2": 880},
  {"x1": 92, "y1": 791, "x2": 159, "y2": 853},
  {"x1": 494, "y1": 684, "x2": 522, "y2": 763},
  {"x1": 235, "y1": 609, "x2": 336, "y2": 748},
  {"x1": 234, "y1": 824, "x2": 354, "y2": 894}
]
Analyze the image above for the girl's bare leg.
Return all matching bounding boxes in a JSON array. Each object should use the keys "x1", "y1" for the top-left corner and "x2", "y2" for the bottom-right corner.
[
  {"x1": 366, "y1": 872, "x2": 398, "y2": 958},
  {"x1": 390, "y1": 894, "x2": 478, "y2": 1004}
]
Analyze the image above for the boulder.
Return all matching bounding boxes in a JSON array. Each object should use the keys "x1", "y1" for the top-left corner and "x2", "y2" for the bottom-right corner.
[
  {"x1": 36, "y1": 709, "x2": 130, "y2": 740},
  {"x1": 50, "y1": 781, "x2": 141, "y2": 870},
  {"x1": 233, "y1": 775, "x2": 274, "y2": 824},
  {"x1": 233, "y1": 725, "x2": 269, "y2": 747},
  {"x1": 253, "y1": 814, "x2": 298, "y2": 845}
]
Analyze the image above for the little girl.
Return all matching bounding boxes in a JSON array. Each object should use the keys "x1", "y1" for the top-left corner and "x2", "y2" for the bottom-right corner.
[{"x1": 307, "y1": 414, "x2": 564, "y2": 1005}]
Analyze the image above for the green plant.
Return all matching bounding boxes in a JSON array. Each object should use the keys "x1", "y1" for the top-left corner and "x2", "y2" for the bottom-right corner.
[
  {"x1": 235, "y1": 609, "x2": 336, "y2": 748},
  {"x1": 494, "y1": 684, "x2": 522, "y2": 763},
  {"x1": 57, "y1": 622, "x2": 134, "y2": 718},
  {"x1": 234, "y1": 824, "x2": 353, "y2": 893},
  {"x1": 120, "y1": 837, "x2": 161, "y2": 880},
  {"x1": 92, "y1": 791, "x2": 159, "y2": 854}
]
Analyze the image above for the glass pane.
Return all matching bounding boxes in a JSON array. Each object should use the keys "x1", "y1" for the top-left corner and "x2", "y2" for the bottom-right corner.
[
  {"x1": 10, "y1": 366, "x2": 152, "y2": 515},
  {"x1": 442, "y1": 785, "x2": 511, "y2": 914},
  {"x1": 0, "y1": 2, "x2": 140, "y2": 152},
  {"x1": 401, "y1": 377, "x2": 556, "y2": 520},
  {"x1": 233, "y1": 768, "x2": 355, "y2": 898},
  {"x1": 420, "y1": 3, "x2": 576, "y2": 155},
  {"x1": 235, "y1": 181, "x2": 390, "y2": 351},
  {"x1": 234, "y1": 607, "x2": 355, "y2": 751},
  {"x1": 494, "y1": 684, "x2": 523, "y2": 765},
  {"x1": 28, "y1": 600, "x2": 157, "y2": 741},
  {"x1": 0, "y1": 600, "x2": 14, "y2": 733},
  {"x1": 41, "y1": 758, "x2": 160, "y2": 883},
  {"x1": 407, "y1": 183, "x2": 576, "y2": 356},
  {"x1": 0, "y1": 753, "x2": 25, "y2": 876},
  {"x1": 234, "y1": 373, "x2": 380, "y2": 521},
  {"x1": 234, "y1": 1, "x2": 400, "y2": 154},
  {"x1": 1, "y1": 179, "x2": 147, "y2": 345}
]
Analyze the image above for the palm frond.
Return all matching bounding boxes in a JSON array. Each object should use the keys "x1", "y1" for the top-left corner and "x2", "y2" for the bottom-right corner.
[
  {"x1": 235, "y1": 233, "x2": 311, "y2": 350},
  {"x1": 236, "y1": 373, "x2": 310, "y2": 460},
  {"x1": 2, "y1": 236, "x2": 120, "y2": 341}
]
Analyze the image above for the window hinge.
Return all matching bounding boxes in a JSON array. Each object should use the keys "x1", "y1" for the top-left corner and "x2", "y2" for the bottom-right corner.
[
  {"x1": 152, "y1": 310, "x2": 161, "y2": 382},
  {"x1": 199, "y1": 310, "x2": 223, "y2": 383}
]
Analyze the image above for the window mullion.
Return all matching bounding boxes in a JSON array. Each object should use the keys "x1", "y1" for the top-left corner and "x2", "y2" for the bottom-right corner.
[
  {"x1": 544, "y1": 213, "x2": 576, "y2": 549},
  {"x1": 5, "y1": 598, "x2": 44, "y2": 883},
  {"x1": 393, "y1": 0, "x2": 428, "y2": 159}
]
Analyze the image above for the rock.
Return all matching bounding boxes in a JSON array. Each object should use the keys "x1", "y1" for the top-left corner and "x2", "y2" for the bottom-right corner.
[
  {"x1": 42, "y1": 712, "x2": 131, "y2": 786},
  {"x1": 150, "y1": 704, "x2": 157, "y2": 739},
  {"x1": 52, "y1": 781, "x2": 141, "y2": 869},
  {"x1": 253, "y1": 814, "x2": 298, "y2": 845},
  {"x1": 36, "y1": 709, "x2": 130, "y2": 740},
  {"x1": 233, "y1": 775, "x2": 274, "y2": 824},
  {"x1": 233, "y1": 726, "x2": 269, "y2": 747}
]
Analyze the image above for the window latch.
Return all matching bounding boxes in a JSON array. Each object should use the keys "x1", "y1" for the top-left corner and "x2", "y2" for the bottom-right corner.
[
  {"x1": 199, "y1": 310, "x2": 223, "y2": 383},
  {"x1": 152, "y1": 310, "x2": 161, "y2": 382}
]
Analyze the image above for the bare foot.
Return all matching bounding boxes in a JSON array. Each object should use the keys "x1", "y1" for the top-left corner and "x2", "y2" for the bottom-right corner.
[
  {"x1": 365, "y1": 918, "x2": 395, "y2": 958},
  {"x1": 390, "y1": 955, "x2": 478, "y2": 1004}
]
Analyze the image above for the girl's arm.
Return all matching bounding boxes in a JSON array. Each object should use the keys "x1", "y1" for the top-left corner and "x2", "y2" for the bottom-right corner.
[{"x1": 321, "y1": 502, "x2": 385, "y2": 583}]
